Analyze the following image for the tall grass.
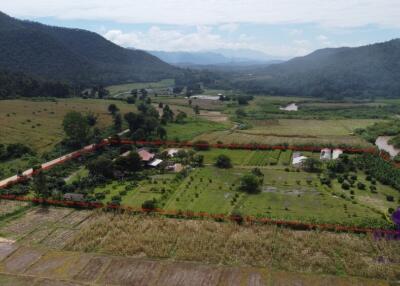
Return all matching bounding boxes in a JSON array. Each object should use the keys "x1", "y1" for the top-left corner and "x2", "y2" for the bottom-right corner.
[{"x1": 66, "y1": 212, "x2": 400, "y2": 281}]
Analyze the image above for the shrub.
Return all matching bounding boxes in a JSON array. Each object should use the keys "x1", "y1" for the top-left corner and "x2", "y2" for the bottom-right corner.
[
  {"x1": 386, "y1": 195, "x2": 394, "y2": 202},
  {"x1": 215, "y1": 154, "x2": 232, "y2": 168},
  {"x1": 238, "y1": 174, "x2": 262, "y2": 194},
  {"x1": 341, "y1": 182, "x2": 350, "y2": 190},
  {"x1": 357, "y1": 182, "x2": 366, "y2": 190},
  {"x1": 142, "y1": 199, "x2": 157, "y2": 210}
]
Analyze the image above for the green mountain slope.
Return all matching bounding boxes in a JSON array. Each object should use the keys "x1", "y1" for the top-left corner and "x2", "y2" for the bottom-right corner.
[{"x1": 0, "y1": 11, "x2": 179, "y2": 85}]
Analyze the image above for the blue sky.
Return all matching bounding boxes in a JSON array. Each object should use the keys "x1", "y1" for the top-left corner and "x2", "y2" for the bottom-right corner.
[{"x1": 3, "y1": 0, "x2": 400, "y2": 59}]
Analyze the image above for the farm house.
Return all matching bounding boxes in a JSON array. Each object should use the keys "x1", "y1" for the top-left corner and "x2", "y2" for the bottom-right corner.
[
  {"x1": 320, "y1": 148, "x2": 332, "y2": 160},
  {"x1": 332, "y1": 149, "x2": 343, "y2": 160}
]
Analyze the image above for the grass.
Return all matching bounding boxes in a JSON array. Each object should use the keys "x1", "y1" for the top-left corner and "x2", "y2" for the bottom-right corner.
[
  {"x1": 0, "y1": 98, "x2": 136, "y2": 153},
  {"x1": 106, "y1": 79, "x2": 174, "y2": 96},
  {"x1": 165, "y1": 117, "x2": 228, "y2": 141},
  {"x1": 88, "y1": 157, "x2": 398, "y2": 227},
  {"x1": 194, "y1": 118, "x2": 376, "y2": 147},
  {"x1": 65, "y1": 212, "x2": 400, "y2": 281}
]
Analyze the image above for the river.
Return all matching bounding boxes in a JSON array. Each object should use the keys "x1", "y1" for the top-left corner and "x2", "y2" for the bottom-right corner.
[{"x1": 375, "y1": 136, "x2": 400, "y2": 158}]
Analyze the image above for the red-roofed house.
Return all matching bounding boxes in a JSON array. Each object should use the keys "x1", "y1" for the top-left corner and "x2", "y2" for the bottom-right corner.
[{"x1": 138, "y1": 148, "x2": 155, "y2": 162}]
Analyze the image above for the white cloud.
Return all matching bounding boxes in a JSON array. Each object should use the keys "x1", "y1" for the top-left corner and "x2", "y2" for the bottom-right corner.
[
  {"x1": 3, "y1": 0, "x2": 400, "y2": 28},
  {"x1": 103, "y1": 26, "x2": 252, "y2": 52},
  {"x1": 102, "y1": 26, "x2": 313, "y2": 58},
  {"x1": 317, "y1": 34, "x2": 331, "y2": 45},
  {"x1": 218, "y1": 23, "x2": 239, "y2": 33}
]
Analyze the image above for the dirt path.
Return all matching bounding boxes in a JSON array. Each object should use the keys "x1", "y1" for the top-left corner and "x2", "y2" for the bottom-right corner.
[{"x1": 0, "y1": 242, "x2": 389, "y2": 286}]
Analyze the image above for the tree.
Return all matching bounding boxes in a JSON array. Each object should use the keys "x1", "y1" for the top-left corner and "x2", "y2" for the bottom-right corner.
[
  {"x1": 191, "y1": 154, "x2": 204, "y2": 167},
  {"x1": 142, "y1": 199, "x2": 157, "y2": 210},
  {"x1": 238, "y1": 174, "x2": 261, "y2": 194},
  {"x1": 157, "y1": 126, "x2": 167, "y2": 140},
  {"x1": 87, "y1": 156, "x2": 114, "y2": 178},
  {"x1": 114, "y1": 113, "x2": 122, "y2": 131},
  {"x1": 303, "y1": 158, "x2": 322, "y2": 172},
  {"x1": 175, "y1": 111, "x2": 187, "y2": 123},
  {"x1": 126, "y1": 96, "x2": 136, "y2": 104},
  {"x1": 62, "y1": 111, "x2": 90, "y2": 146},
  {"x1": 114, "y1": 152, "x2": 142, "y2": 173},
  {"x1": 33, "y1": 172, "x2": 50, "y2": 199},
  {"x1": 85, "y1": 112, "x2": 97, "y2": 126},
  {"x1": 108, "y1": 104, "x2": 119, "y2": 116},
  {"x1": 162, "y1": 105, "x2": 174, "y2": 122},
  {"x1": 215, "y1": 154, "x2": 232, "y2": 168}
]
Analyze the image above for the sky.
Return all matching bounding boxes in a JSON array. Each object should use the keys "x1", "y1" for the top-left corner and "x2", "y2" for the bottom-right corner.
[{"x1": 2, "y1": 0, "x2": 400, "y2": 59}]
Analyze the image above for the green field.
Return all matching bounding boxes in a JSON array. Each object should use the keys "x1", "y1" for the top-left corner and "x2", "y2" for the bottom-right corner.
[
  {"x1": 165, "y1": 117, "x2": 228, "y2": 141},
  {"x1": 106, "y1": 79, "x2": 174, "y2": 96},
  {"x1": 0, "y1": 98, "x2": 136, "y2": 153},
  {"x1": 90, "y1": 154, "x2": 398, "y2": 227}
]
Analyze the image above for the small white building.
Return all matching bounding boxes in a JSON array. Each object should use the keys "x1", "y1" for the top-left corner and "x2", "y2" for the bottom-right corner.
[
  {"x1": 320, "y1": 148, "x2": 332, "y2": 160},
  {"x1": 292, "y1": 154, "x2": 308, "y2": 166},
  {"x1": 332, "y1": 149, "x2": 343, "y2": 160},
  {"x1": 167, "y1": 148, "x2": 179, "y2": 157},
  {"x1": 148, "y1": 159, "x2": 163, "y2": 167}
]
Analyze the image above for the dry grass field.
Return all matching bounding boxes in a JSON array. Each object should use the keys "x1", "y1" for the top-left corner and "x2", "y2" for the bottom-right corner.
[
  {"x1": 194, "y1": 119, "x2": 377, "y2": 147},
  {"x1": 65, "y1": 212, "x2": 400, "y2": 281},
  {"x1": 0, "y1": 99, "x2": 136, "y2": 153},
  {"x1": 0, "y1": 202, "x2": 397, "y2": 284}
]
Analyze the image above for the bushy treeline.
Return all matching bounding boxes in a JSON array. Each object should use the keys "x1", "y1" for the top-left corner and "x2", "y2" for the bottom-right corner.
[
  {"x1": 0, "y1": 143, "x2": 34, "y2": 161},
  {"x1": 0, "y1": 71, "x2": 70, "y2": 99},
  {"x1": 355, "y1": 154, "x2": 400, "y2": 191}
]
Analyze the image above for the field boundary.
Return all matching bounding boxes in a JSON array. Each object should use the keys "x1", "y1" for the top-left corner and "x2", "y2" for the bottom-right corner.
[
  {"x1": 1, "y1": 138, "x2": 399, "y2": 236},
  {"x1": 0, "y1": 194, "x2": 399, "y2": 237}
]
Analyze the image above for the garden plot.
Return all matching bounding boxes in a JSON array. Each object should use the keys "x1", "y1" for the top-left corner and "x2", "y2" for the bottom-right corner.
[
  {"x1": 0, "y1": 200, "x2": 31, "y2": 217},
  {"x1": 25, "y1": 251, "x2": 92, "y2": 280},
  {"x1": 40, "y1": 228, "x2": 79, "y2": 249},
  {"x1": 164, "y1": 167, "x2": 243, "y2": 214},
  {"x1": 0, "y1": 207, "x2": 73, "y2": 239},
  {"x1": 98, "y1": 258, "x2": 163, "y2": 285},
  {"x1": 57, "y1": 210, "x2": 93, "y2": 227}
]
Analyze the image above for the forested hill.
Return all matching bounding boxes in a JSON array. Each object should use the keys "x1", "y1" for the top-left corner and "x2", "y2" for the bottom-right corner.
[
  {"x1": 0, "y1": 11, "x2": 180, "y2": 86},
  {"x1": 234, "y1": 39, "x2": 400, "y2": 98}
]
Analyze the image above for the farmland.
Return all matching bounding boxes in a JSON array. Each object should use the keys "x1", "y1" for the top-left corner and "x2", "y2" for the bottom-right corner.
[
  {"x1": 0, "y1": 98, "x2": 136, "y2": 153},
  {"x1": 79, "y1": 145, "x2": 399, "y2": 228},
  {"x1": 106, "y1": 79, "x2": 175, "y2": 96},
  {"x1": 0, "y1": 201, "x2": 397, "y2": 283}
]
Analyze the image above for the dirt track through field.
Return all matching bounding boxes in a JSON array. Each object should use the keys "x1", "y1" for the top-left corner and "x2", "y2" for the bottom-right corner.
[{"x1": 0, "y1": 242, "x2": 391, "y2": 286}]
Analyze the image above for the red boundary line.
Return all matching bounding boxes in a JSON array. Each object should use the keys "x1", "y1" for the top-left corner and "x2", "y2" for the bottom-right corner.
[
  {"x1": 1, "y1": 138, "x2": 399, "y2": 235},
  {"x1": 0, "y1": 194, "x2": 398, "y2": 236}
]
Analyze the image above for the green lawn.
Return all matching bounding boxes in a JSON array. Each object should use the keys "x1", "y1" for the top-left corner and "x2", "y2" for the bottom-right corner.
[{"x1": 165, "y1": 117, "x2": 228, "y2": 141}]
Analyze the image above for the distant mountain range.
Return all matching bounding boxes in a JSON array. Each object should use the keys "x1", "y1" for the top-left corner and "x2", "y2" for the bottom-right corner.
[
  {"x1": 234, "y1": 39, "x2": 400, "y2": 98},
  {"x1": 148, "y1": 49, "x2": 283, "y2": 66},
  {"x1": 0, "y1": 11, "x2": 179, "y2": 86}
]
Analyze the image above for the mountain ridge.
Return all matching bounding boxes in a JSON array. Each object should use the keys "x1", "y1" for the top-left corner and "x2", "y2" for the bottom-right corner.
[{"x1": 0, "y1": 11, "x2": 179, "y2": 86}]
